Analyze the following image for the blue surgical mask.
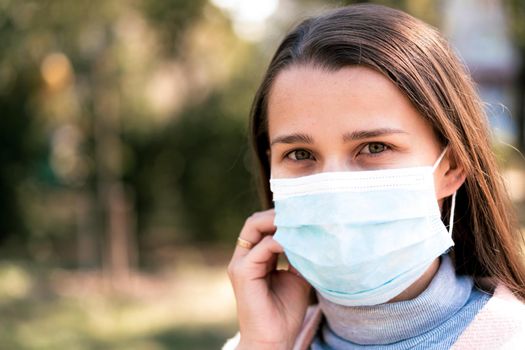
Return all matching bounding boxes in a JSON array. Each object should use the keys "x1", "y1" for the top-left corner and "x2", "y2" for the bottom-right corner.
[{"x1": 270, "y1": 148, "x2": 456, "y2": 306}]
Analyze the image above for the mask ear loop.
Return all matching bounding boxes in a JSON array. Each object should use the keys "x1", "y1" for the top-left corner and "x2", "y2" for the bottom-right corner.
[
  {"x1": 432, "y1": 146, "x2": 449, "y2": 172},
  {"x1": 448, "y1": 191, "x2": 457, "y2": 235},
  {"x1": 432, "y1": 146, "x2": 456, "y2": 235}
]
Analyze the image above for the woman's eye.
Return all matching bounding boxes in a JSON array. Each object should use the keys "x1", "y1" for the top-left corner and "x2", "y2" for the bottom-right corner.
[
  {"x1": 361, "y1": 142, "x2": 387, "y2": 154},
  {"x1": 287, "y1": 149, "x2": 314, "y2": 161}
]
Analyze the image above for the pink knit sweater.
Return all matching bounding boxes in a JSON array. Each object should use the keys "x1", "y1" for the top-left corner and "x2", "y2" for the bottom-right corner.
[{"x1": 223, "y1": 282, "x2": 525, "y2": 350}]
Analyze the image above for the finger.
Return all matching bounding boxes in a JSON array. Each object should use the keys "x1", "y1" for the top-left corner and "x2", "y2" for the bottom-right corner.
[
  {"x1": 229, "y1": 235, "x2": 283, "y2": 286},
  {"x1": 233, "y1": 209, "x2": 276, "y2": 259},
  {"x1": 239, "y1": 235, "x2": 284, "y2": 280}
]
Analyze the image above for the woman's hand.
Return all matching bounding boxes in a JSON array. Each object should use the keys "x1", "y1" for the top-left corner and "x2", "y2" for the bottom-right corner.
[{"x1": 227, "y1": 209, "x2": 312, "y2": 350}]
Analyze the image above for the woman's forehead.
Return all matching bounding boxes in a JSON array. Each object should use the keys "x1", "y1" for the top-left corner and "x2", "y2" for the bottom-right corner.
[{"x1": 267, "y1": 65, "x2": 432, "y2": 140}]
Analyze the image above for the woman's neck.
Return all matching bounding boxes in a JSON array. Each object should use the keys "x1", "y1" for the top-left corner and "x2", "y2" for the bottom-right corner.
[{"x1": 388, "y1": 257, "x2": 441, "y2": 302}]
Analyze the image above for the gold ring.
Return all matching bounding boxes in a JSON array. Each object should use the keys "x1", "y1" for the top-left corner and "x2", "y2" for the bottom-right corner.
[{"x1": 236, "y1": 237, "x2": 255, "y2": 249}]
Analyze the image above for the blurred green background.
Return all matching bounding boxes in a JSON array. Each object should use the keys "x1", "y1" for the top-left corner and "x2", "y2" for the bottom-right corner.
[{"x1": 1, "y1": 0, "x2": 525, "y2": 349}]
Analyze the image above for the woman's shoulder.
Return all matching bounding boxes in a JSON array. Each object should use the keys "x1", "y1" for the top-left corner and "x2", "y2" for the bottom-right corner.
[
  {"x1": 451, "y1": 281, "x2": 525, "y2": 349},
  {"x1": 473, "y1": 277, "x2": 525, "y2": 314}
]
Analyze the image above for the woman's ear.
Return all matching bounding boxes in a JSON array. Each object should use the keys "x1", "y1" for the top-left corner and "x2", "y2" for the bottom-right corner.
[
  {"x1": 266, "y1": 149, "x2": 271, "y2": 161},
  {"x1": 436, "y1": 150, "x2": 466, "y2": 200}
]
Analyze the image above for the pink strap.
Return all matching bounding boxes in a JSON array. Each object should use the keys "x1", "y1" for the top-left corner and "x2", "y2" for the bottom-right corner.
[{"x1": 293, "y1": 305, "x2": 323, "y2": 350}]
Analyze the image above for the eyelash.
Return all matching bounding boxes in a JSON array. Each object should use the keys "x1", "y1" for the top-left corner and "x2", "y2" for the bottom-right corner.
[{"x1": 284, "y1": 142, "x2": 390, "y2": 162}]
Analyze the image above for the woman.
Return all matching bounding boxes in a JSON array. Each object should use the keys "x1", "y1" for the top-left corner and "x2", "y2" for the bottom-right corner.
[{"x1": 225, "y1": 4, "x2": 525, "y2": 349}]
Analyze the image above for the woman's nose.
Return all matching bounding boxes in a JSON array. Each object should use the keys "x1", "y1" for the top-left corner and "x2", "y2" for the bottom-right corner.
[{"x1": 322, "y1": 156, "x2": 352, "y2": 173}]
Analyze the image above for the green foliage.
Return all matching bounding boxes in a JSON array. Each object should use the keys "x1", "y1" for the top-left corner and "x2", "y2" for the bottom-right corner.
[
  {"x1": 504, "y1": 0, "x2": 525, "y2": 50},
  {"x1": 125, "y1": 93, "x2": 259, "y2": 245},
  {"x1": 0, "y1": 0, "x2": 264, "y2": 263},
  {"x1": 141, "y1": 0, "x2": 208, "y2": 55}
]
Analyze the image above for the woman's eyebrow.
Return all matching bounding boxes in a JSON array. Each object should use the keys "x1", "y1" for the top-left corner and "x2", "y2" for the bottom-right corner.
[
  {"x1": 270, "y1": 133, "x2": 314, "y2": 146},
  {"x1": 270, "y1": 128, "x2": 407, "y2": 146},
  {"x1": 342, "y1": 128, "x2": 408, "y2": 142}
]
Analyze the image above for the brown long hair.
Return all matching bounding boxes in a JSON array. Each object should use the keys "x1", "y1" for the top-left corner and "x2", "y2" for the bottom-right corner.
[{"x1": 248, "y1": 4, "x2": 525, "y2": 299}]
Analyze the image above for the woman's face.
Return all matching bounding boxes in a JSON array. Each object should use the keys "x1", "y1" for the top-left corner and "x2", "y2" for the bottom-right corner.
[{"x1": 267, "y1": 65, "x2": 450, "y2": 198}]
